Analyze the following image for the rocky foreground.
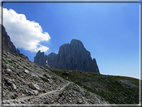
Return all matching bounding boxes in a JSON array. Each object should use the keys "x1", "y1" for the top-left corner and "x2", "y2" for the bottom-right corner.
[{"x1": 2, "y1": 50, "x2": 108, "y2": 105}]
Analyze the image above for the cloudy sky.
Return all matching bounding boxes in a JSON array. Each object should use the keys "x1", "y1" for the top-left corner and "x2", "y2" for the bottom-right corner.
[{"x1": 2, "y1": 2, "x2": 140, "y2": 79}]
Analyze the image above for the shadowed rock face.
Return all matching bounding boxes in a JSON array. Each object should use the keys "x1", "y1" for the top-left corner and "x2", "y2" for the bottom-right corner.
[
  {"x1": 34, "y1": 39, "x2": 100, "y2": 73},
  {"x1": 2, "y1": 25, "x2": 18, "y2": 53},
  {"x1": 34, "y1": 50, "x2": 46, "y2": 66},
  {"x1": 2, "y1": 25, "x2": 28, "y2": 60}
]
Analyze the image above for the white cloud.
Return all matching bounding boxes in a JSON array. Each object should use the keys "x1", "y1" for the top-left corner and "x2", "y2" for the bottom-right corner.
[{"x1": 2, "y1": 7, "x2": 51, "y2": 52}]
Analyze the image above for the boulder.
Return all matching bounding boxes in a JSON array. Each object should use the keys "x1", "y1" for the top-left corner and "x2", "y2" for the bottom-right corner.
[
  {"x1": 43, "y1": 99, "x2": 49, "y2": 104},
  {"x1": 5, "y1": 68, "x2": 12, "y2": 74},
  {"x1": 11, "y1": 83, "x2": 17, "y2": 90},
  {"x1": 30, "y1": 90, "x2": 39, "y2": 96},
  {"x1": 28, "y1": 83, "x2": 41, "y2": 91},
  {"x1": 24, "y1": 69, "x2": 29, "y2": 74},
  {"x1": 4, "y1": 78, "x2": 12, "y2": 85}
]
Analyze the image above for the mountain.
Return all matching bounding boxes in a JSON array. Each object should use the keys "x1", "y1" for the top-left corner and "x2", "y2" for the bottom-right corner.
[
  {"x1": 34, "y1": 39, "x2": 100, "y2": 73},
  {"x1": 2, "y1": 26, "x2": 140, "y2": 105},
  {"x1": 2, "y1": 50, "x2": 109, "y2": 104},
  {"x1": 2, "y1": 25, "x2": 29, "y2": 60},
  {"x1": 2, "y1": 50, "x2": 140, "y2": 104},
  {"x1": 2, "y1": 25, "x2": 20, "y2": 54},
  {"x1": 34, "y1": 50, "x2": 46, "y2": 66}
]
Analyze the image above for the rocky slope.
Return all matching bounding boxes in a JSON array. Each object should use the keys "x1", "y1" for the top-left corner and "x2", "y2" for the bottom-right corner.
[
  {"x1": 34, "y1": 39, "x2": 100, "y2": 73},
  {"x1": 2, "y1": 50, "x2": 108, "y2": 105}
]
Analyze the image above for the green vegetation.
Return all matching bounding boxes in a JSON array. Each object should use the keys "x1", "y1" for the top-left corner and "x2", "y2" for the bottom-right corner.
[
  {"x1": 84, "y1": 91, "x2": 90, "y2": 97},
  {"x1": 8, "y1": 59, "x2": 16, "y2": 64},
  {"x1": 2, "y1": 52, "x2": 7, "y2": 57},
  {"x1": 49, "y1": 68, "x2": 140, "y2": 104},
  {"x1": 39, "y1": 76, "x2": 48, "y2": 82}
]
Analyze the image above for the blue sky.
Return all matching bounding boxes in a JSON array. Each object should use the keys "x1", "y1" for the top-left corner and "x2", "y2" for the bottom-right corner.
[{"x1": 2, "y1": 2, "x2": 140, "y2": 79}]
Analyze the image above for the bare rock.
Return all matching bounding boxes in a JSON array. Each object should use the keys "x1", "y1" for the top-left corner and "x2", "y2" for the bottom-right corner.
[
  {"x1": 30, "y1": 90, "x2": 39, "y2": 96},
  {"x1": 43, "y1": 99, "x2": 49, "y2": 104},
  {"x1": 11, "y1": 83, "x2": 17, "y2": 90},
  {"x1": 28, "y1": 83, "x2": 41, "y2": 91},
  {"x1": 4, "y1": 78, "x2": 12, "y2": 85},
  {"x1": 24, "y1": 69, "x2": 29, "y2": 74},
  {"x1": 5, "y1": 68, "x2": 12, "y2": 74}
]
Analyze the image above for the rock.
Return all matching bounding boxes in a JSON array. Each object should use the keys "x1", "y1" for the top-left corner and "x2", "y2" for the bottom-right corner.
[
  {"x1": 28, "y1": 83, "x2": 41, "y2": 91},
  {"x1": 11, "y1": 83, "x2": 17, "y2": 90},
  {"x1": 30, "y1": 90, "x2": 39, "y2": 96},
  {"x1": 5, "y1": 68, "x2": 12, "y2": 74},
  {"x1": 10, "y1": 93, "x2": 18, "y2": 99},
  {"x1": 44, "y1": 74, "x2": 51, "y2": 79},
  {"x1": 5, "y1": 64, "x2": 10, "y2": 69},
  {"x1": 24, "y1": 69, "x2": 29, "y2": 74},
  {"x1": 19, "y1": 54, "x2": 29, "y2": 60},
  {"x1": 4, "y1": 78, "x2": 12, "y2": 85},
  {"x1": 11, "y1": 67, "x2": 18, "y2": 73},
  {"x1": 43, "y1": 99, "x2": 49, "y2": 104}
]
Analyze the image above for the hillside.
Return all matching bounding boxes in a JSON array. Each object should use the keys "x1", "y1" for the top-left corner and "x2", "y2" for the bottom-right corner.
[
  {"x1": 49, "y1": 68, "x2": 140, "y2": 104},
  {"x1": 2, "y1": 50, "x2": 140, "y2": 106},
  {"x1": 2, "y1": 50, "x2": 108, "y2": 105}
]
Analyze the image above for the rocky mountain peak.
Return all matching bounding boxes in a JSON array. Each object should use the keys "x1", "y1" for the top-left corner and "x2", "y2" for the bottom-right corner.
[
  {"x1": 34, "y1": 50, "x2": 46, "y2": 66},
  {"x1": 34, "y1": 39, "x2": 100, "y2": 73},
  {"x1": 70, "y1": 39, "x2": 84, "y2": 48},
  {"x1": 2, "y1": 24, "x2": 29, "y2": 60}
]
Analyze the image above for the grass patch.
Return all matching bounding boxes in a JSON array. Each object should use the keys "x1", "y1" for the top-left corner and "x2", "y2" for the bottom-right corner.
[
  {"x1": 84, "y1": 91, "x2": 90, "y2": 97},
  {"x1": 39, "y1": 76, "x2": 48, "y2": 82},
  {"x1": 2, "y1": 52, "x2": 7, "y2": 57}
]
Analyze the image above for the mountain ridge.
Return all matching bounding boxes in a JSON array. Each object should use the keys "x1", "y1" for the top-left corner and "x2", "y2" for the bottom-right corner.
[{"x1": 34, "y1": 39, "x2": 100, "y2": 73}]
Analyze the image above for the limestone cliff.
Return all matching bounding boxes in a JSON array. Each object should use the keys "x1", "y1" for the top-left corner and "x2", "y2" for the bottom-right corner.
[{"x1": 34, "y1": 39, "x2": 100, "y2": 73}]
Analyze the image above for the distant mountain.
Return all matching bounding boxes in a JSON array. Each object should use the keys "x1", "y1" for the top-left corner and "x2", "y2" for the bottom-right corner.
[{"x1": 34, "y1": 39, "x2": 100, "y2": 73}]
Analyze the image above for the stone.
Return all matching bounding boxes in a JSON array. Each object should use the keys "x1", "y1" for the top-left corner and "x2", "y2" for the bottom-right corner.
[
  {"x1": 11, "y1": 83, "x2": 17, "y2": 90},
  {"x1": 4, "y1": 78, "x2": 12, "y2": 85},
  {"x1": 30, "y1": 90, "x2": 39, "y2": 96},
  {"x1": 5, "y1": 64, "x2": 10, "y2": 69},
  {"x1": 24, "y1": 69, "x2": 29, "y2": 74},
  {"x1": 11, "y1": 93, "x2": 18, "y2": 99},
  {"x1": 28, "y1": 83, "x2": 41, "y2": 91},
  {"x1": 44, "y1": 74, "x2": 52, "y2": 79},
  {"x1": 5, "y1": 68, "x2": 12, "y2": 74},
  {"x1": 43, "y1": 99, "x2": 49, "y2": 104}
]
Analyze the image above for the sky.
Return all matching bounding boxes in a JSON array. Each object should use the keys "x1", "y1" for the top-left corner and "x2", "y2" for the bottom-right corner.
[{"x1": 1, "y1": 2, "x2": 140, "y2": 79}]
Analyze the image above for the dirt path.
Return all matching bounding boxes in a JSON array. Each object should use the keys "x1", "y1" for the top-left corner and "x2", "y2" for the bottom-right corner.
[{"x1": 3, "y1": 82, "x2": 71, "y2": 103}]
